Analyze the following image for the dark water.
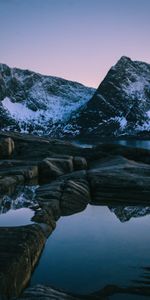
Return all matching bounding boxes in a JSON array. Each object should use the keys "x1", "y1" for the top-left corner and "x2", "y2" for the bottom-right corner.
[
  {"x1": 72, "y1": 139, "x2": 150, "y2": 150},
  {"x1": 115, "y1": 139, "x2": 150, "y2": 150},
  {"x1": 31, "y1": 205, "x2": 150, "y2": 298}
]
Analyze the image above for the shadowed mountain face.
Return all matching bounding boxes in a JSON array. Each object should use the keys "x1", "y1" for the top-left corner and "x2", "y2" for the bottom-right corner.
[
  {"x1": 0, "y1": 57, "x2": 150, "y2": 138},
  {"x1": 67, "y1": 56, "x2": 150, "y2": 137}
]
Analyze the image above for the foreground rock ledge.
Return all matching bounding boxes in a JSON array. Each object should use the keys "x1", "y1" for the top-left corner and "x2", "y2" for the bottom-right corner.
[
  {"x1": 0, "y1": 131, "x2": 150, "y2": 299},
  {"x1": 0, "y1": 225, "x2": 46, "y2": 299}
]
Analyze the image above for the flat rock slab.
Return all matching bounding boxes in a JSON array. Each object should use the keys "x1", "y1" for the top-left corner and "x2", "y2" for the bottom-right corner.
[
  {"x1": 88, "y1": 156, "x2": 150, "y2": 204},
  {"x1": 0, "y1": 225, "x2": 46, "y2": 299}
]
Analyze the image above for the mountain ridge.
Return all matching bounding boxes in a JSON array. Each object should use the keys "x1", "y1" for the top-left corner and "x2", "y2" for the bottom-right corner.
[
  {"x1": 0, "y1": 63, "x2": 95, "y2": 134},
  {"x1": 66, "y1": 56, "x2": 150, "y2": 138},
  {"x1": 0, "y1": 57, "x2": 150, "y2": 138}
]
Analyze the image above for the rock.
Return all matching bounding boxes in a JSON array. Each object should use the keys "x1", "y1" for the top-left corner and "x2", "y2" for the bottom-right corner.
[
  {"x1": 0, "y1": 225, "x2": 46, "y2": 299},
  {"x1": 35, "y1": 181, "x2": 63, "y2": 220},
  {"x1": 61, "y1": 179, "x2": 91, "y2": 216},
  {"x1": 0, "y1": 175, "x2": 24, "y2": 194},
  {"x1": 32, "y1": 207, "x2": 56, "y2": 230},
  {"x1": 88, "y1": 156, "x2": 150, "y2": 204},
  {"x1": 34, "y1": 177, "x2": 91, "y2": 219},
  {"x1": 73, "y1": 156, "x2": 87, "y2": 170},
  {"x1": 38, "y1": 157, "x2": 74, "y2": 183},
  {"x1": 0, "y1": 137, "x2": 15, "y2": 158}
]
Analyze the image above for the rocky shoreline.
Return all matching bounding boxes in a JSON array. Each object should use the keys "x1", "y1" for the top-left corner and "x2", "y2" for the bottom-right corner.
[{"x1": 0, "y1": 131, "x2": 150, "y2": 299}]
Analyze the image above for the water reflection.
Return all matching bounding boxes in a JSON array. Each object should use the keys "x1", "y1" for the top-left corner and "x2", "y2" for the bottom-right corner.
[
  {"x1": 31, "y1": 205, "x2": 150, "y2": 298},
  {"x1": 0, "y1": 185, "x2": 38, "y2": 226},
  {"x1": 0, "y1": 185, "x2": 38, "y2": 215},
  {"x1": 0, "y1": 208, "x2": 34, "y2": 226}
]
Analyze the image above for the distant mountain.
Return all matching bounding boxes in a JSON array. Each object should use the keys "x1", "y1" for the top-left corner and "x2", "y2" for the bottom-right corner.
[
  {"x1": 0, "y1": 57, "x2": 150, "y2": 138},
  {"x1": 110, "y1": 206, "x2": 150, "y2": 222},
  {"x1": 66, "y1": 56, "x2": 150, "y2": 137},
  {"x1": 0, "y1": 63, "x2": 95, "y2": 134}
]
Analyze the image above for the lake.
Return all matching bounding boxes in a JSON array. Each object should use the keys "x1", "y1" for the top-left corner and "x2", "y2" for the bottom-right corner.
[{"x1": 31, "y1": 204, "x2": 150, "y2": 299}]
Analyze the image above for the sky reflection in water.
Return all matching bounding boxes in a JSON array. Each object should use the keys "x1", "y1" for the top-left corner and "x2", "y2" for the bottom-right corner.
[{"x1": 31, "y1": 205, "x2": 150, "y2": 295}]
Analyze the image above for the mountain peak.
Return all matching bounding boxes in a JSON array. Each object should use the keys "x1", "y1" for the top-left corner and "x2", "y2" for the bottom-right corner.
[
  {"x1": 113, "y1": 56, "x2": 132, "y2": 70},
  {"x1": 117, "y1": 56, "x2": 132, "y2": 63}
]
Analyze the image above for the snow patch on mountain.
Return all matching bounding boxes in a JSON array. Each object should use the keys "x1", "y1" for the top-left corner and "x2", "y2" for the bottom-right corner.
[
  {"x1": 0, "y1": 64, "x2": 95, "y2": 134},
  {"x1": 2, "y1": 98, "x2": 36, "y2": 121},
  {"x1": 122, "y1": 78, "x2": 148, "y2": 99},
  {"x1": 110, "y1": 116, "x2": 127, "y2": 130}
]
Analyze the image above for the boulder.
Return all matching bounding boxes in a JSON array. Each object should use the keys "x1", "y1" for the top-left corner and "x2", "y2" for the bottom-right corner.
[{"x1": 0, "y1": 137, "x2": 15, "y2": 158}]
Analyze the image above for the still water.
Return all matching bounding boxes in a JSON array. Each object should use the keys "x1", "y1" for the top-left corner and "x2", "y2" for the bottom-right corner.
[
  {"x1": 72, "y1": 139, "x2": 150, "y2": 150},
  {"x1": 31, "y1": 205, "x2": 150, "y2": 298},
  {"x1": 115, "y1": 139, "x2": 150, "y2": 150},
  {"x1": 0, "y1": 208, "x2": 34, "y2": 226}
]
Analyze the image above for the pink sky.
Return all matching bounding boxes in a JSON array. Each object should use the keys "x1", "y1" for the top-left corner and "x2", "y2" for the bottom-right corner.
[{"x1": 0, "y1": 0, "x2": 150, "y2": 88}]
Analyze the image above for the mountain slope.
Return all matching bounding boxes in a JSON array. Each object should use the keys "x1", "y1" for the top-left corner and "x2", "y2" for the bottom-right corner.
[
  {"x1": 67, "y1": 56, "x2": 150, "y2": 137},
  {"x1": 0, "y1": 63, "x2": 95, "y2": 134},
  {"x1": 0, "y1": 57, "x2": 150, "y2": 138}
]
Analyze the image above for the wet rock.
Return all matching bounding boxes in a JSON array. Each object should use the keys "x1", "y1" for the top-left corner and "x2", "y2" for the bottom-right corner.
[{"x1": 0, "y1": 225, "x2": 46, "y2": 299}]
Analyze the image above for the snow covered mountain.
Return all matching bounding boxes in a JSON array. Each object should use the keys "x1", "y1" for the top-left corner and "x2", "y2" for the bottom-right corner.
[
  {"x1": 0, "y1": 57, "x2": 150, "y2": 137},
  {"x1": 110, "y1": 206, "x2": 150, "y2": 222},
  {"x1": 0, "y1": 63, "x2": 95, "y2": 134},
  {"x1": 66, "y1": 56, "x2": 150, "y2": 138}
]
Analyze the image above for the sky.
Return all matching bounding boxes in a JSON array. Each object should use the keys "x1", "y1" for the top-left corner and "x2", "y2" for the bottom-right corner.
[{"x1": 0, "y1": 0, "x2": 150, "y2": 88}]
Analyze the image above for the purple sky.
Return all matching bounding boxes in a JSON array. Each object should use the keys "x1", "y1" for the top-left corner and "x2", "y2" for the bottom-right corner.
[{"x1": 0, "y1": 0, "x2": 150, "y2": 87}]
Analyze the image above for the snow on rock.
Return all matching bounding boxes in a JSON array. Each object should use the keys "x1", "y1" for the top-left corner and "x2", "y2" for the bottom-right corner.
[
  {"x1": 0, "y1": 63, "x2": 95, "y2": 134},
  {"x1": 2, "y1": 97, "x2": 36, "y2": 121}
]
